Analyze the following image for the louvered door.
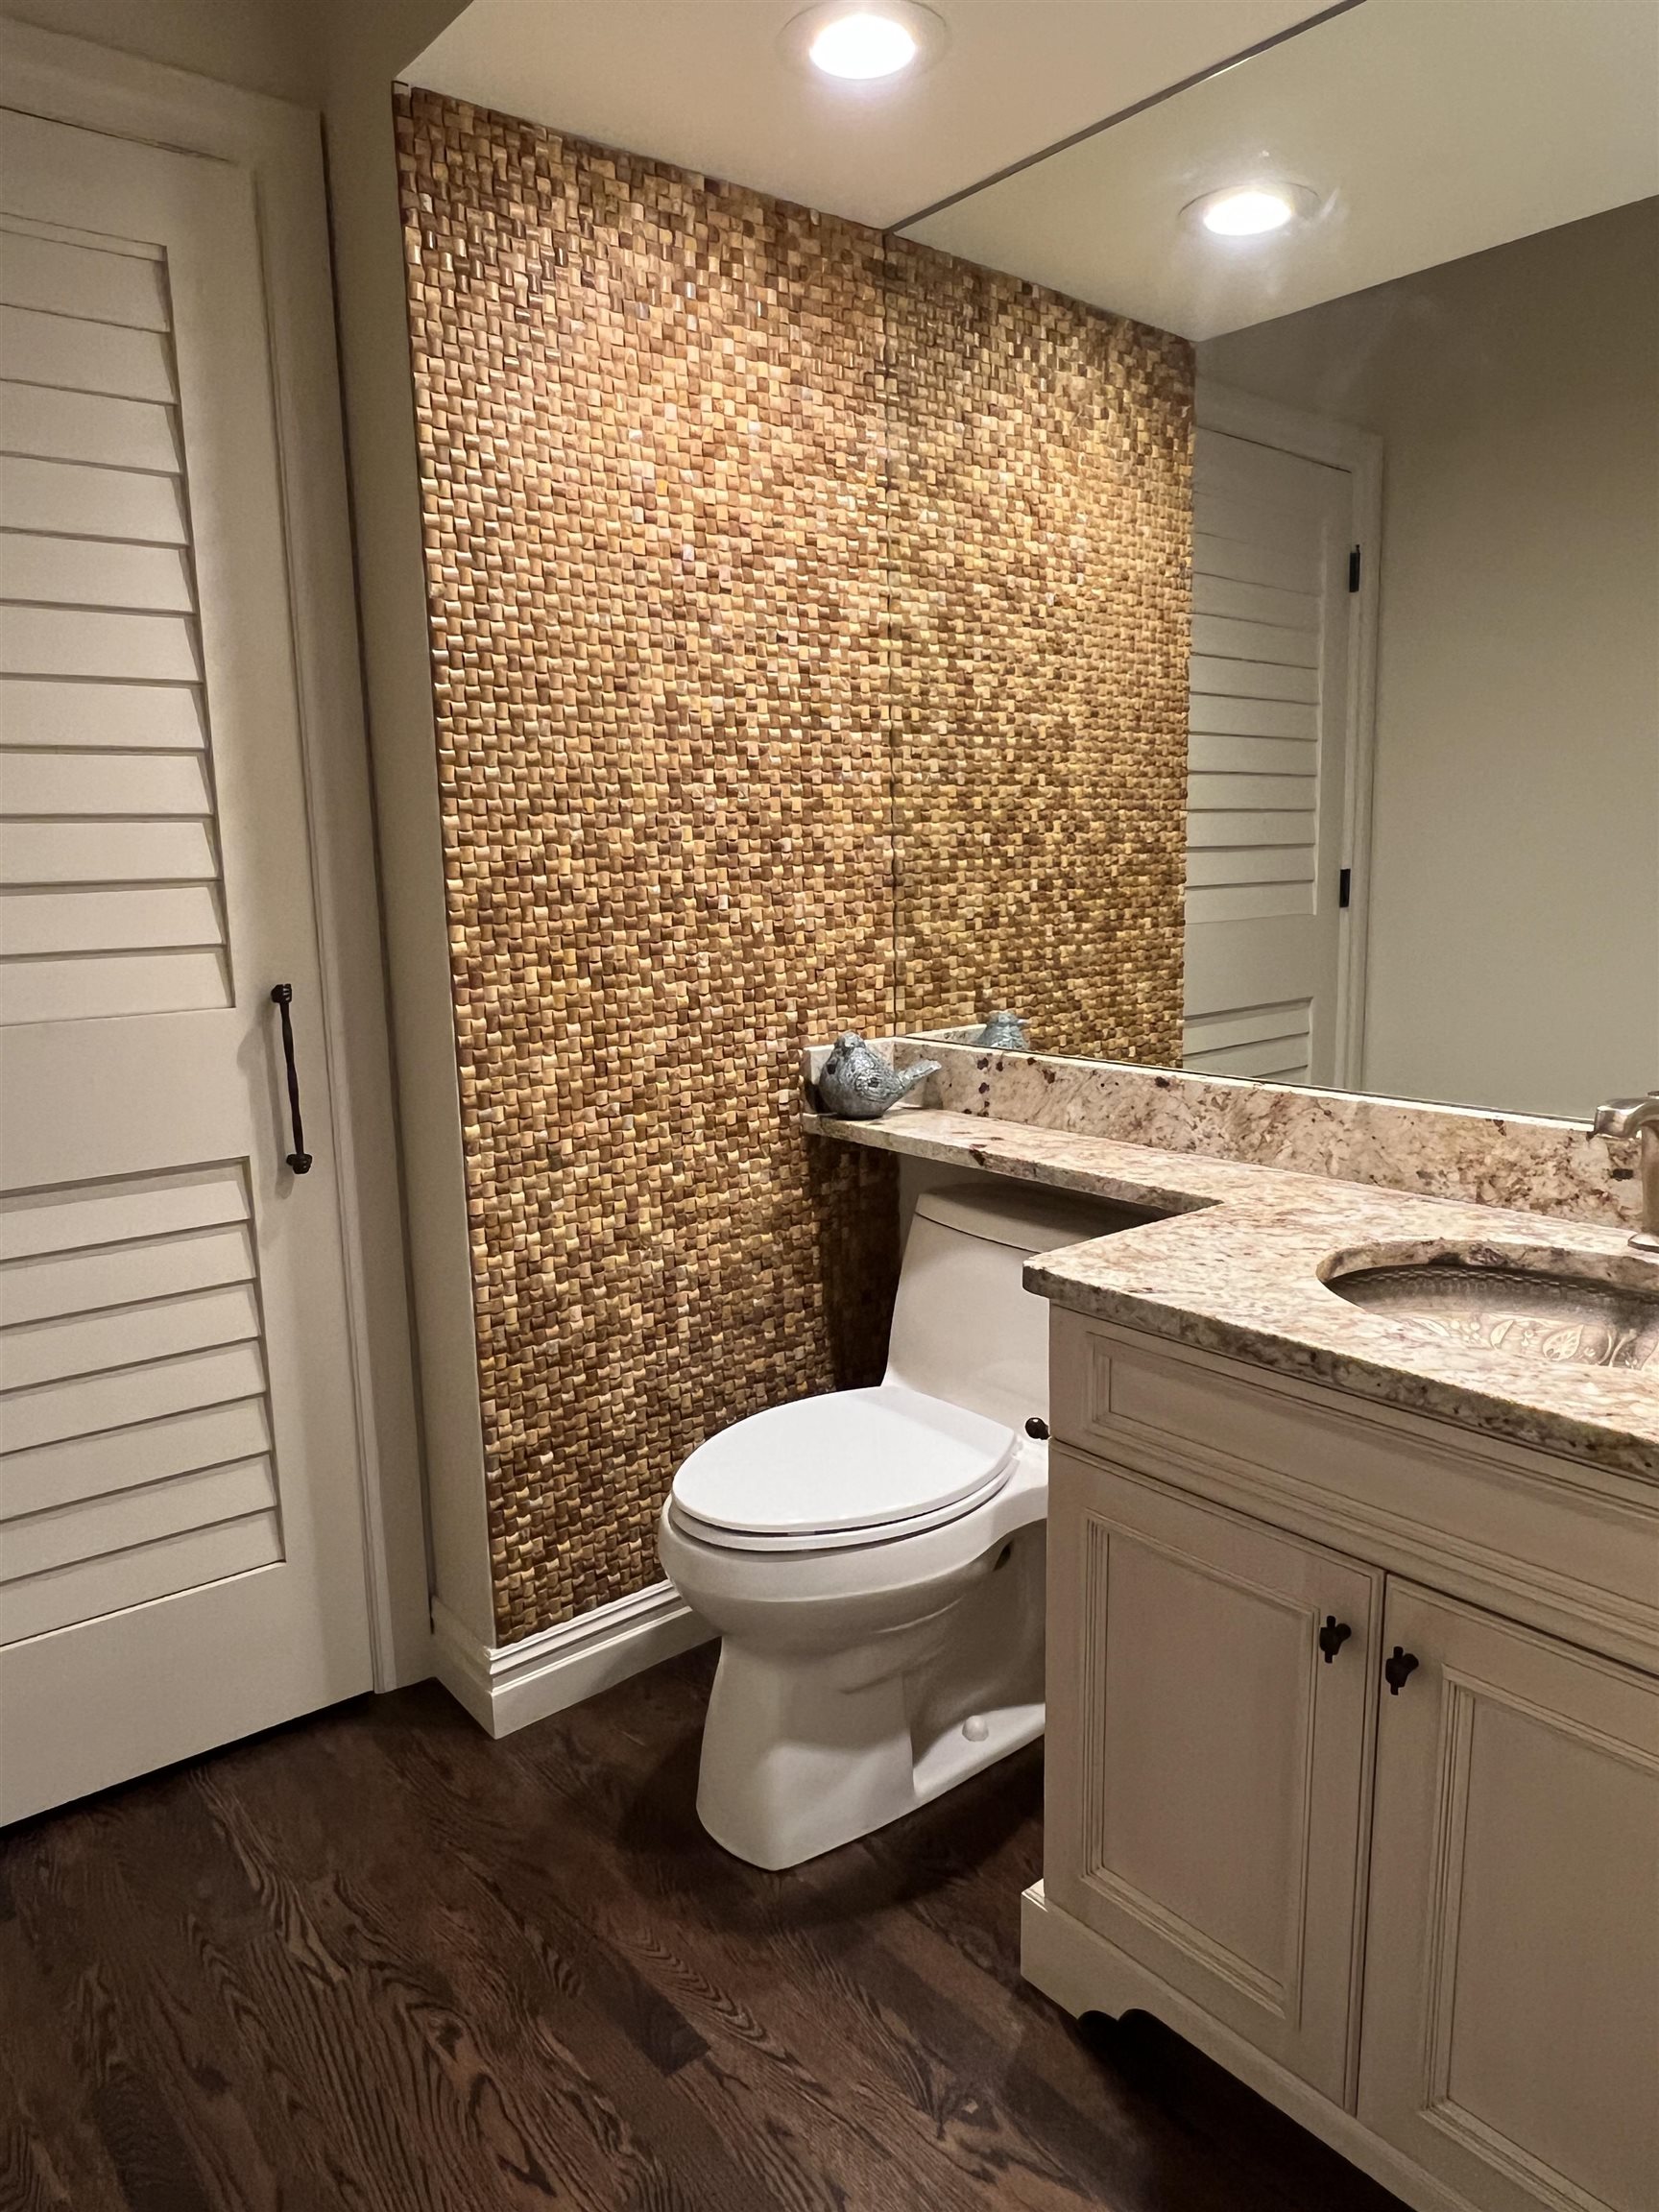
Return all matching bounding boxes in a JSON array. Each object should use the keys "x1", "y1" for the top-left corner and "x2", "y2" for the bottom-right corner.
[
  {"x1": 0, "y1": 108, "x2": 372, "y2": 1818},
  {"x1": 1185, "y1": 426, "x2": 1355, "y2": 1087}
]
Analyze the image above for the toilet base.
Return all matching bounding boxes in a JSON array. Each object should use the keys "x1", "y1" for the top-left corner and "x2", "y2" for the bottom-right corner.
[{"x1": 694, "y1": 1526, "x2": 1046, "y2": 1870}]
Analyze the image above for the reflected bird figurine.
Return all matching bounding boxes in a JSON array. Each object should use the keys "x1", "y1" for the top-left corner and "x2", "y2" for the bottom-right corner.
[
  {"x1": 816, "y1": 1033, "x2": 942, "y2": 1119},
  {"x1": 974, "y1": 1009, "x2": 1030, "y2": 1051}
]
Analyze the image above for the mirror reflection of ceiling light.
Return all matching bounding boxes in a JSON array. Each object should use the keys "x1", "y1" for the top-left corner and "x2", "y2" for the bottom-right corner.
[
  {"x1": 785, "y1": 2, "x2": 947, "y2": 83},
  {"x1": 1186, "y1": 182, "x2": 1319, "y2": 238}
]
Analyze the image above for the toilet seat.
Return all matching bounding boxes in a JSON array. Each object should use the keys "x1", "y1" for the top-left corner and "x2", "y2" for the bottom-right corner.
[{"x1": 668, "y1": 1384, "x2": 1018, "y2": 1553}]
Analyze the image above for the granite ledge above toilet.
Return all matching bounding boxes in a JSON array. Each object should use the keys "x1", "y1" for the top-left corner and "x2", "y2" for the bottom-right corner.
[{"x1": 803, "y1": 1101, "x2": 1659, "y2": 1486}]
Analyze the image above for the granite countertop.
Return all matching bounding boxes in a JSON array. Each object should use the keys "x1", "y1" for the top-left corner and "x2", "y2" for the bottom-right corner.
[{"x1": 803, "y1": 1104, "x2": 1659, "y2": 1486}]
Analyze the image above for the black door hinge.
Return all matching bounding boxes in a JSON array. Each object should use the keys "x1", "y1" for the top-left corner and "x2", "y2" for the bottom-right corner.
[
  {"x1": 1348, "y1": 545, "x2": 1361, "y2": 593},
  {"x1": 1339, "y1": 867, "x2": 1352, "y2": 909}
]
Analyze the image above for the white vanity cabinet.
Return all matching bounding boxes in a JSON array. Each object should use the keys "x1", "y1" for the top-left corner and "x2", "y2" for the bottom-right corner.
[
  {"x1": 1033, "y1": 1311, "x2": 1659, "y2": 2212},
  {"x1": 1358, "y1": 1584, "x2": 1659, "y2": 2212},
  {"x1": 1043, "y1": 1457, "x2": 1381, "y2": 2105}
]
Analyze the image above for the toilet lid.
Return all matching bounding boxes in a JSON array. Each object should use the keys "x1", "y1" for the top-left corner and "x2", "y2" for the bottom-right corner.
[{"x1": 670, "y1": 1384, "x2": 1017, "y2": 1542}]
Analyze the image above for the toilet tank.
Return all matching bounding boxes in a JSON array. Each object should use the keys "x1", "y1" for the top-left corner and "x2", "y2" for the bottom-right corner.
[{"x1": 883, "y1": 1180, "x2": 1156, "y2": 1433}]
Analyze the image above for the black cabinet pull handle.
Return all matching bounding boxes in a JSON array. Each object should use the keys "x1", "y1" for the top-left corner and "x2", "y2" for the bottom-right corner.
[
  {"x1": 270, "y1": 984, "x2": 313, "y2": 1174},
  {"x1": 1317, "y1": 1616, "x2": 1352, "y2": 1664},
  {"x1": 1383, "y1": 1646, "x2": 1419, "y2": 1695}
]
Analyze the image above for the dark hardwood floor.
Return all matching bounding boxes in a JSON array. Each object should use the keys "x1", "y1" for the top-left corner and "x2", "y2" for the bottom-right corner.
[{"x1": 0, "y1": 1648, "x2": 1405, "y2": 2212}]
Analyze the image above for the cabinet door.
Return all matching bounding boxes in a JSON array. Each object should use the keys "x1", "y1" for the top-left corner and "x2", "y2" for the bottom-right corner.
[
  {"x1": 1046, "y1": 1447, "x2": 1380, "y2": 2104},
  {"x1": 1359, "y1": 1584, "x2": 1659, "y2": 2212}
]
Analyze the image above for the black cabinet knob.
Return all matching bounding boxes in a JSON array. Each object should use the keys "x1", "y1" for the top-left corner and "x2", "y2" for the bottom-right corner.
[
  {"x1": 1024, "y1": 1416, "x2": 1049, "y2": 1441},
  {"x1": 1317, "y1": 1615, "x2": 1353, "y2": 1664},
  {"x1": 1383, "y1": 1647, "x2": 1420, "y2": 1695}
]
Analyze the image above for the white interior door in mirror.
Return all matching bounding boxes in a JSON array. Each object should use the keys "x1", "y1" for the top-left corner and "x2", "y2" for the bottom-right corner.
[
  {"x1": 0, "y1": 108, "x2": 373, "y2": 1821},
  {"x1": 1185, "y1": 428, "x2": 1355, "y2": 1087}
]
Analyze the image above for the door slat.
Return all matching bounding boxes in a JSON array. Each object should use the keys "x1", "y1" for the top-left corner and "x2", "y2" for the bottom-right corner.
[
  {"x1": 1191, "y1": 613, "x2": 1320, "y2": 670},
  {"x1": 0, "y1": 946, "x2": 229, "y2": 1026},
  {"x1": 0, "y1": 304, "x2": 175, "y2": 402},
  {"x1": 0, "y1": 605, "x2": 200, "y2": 683},
  {"x1": 0, "y1": 1337, "x2": 267, "y2": 1455},
  {"x1": 1190, "y1": 656, "x2": 1320, "y2": 705},
  {"x1": 0, "y1": 817, "x2": 218, "y2": 884},
  {"x1": 0, "y1": 678, "x2": 205, "y2": 752},
  {"x1": 0, "y1": 1510, "x2": 281, "y2": 1646},
  {"x1": 0, "y1": 881, "x2": 222, "y2": 957},
  {"x1": 0, "y1": 533, "x2": 194, "y2": 613},
  {"x1": 0, "y1": 1398, "x2": 271, "y2": 1519},
  {"x1": 0, "y1": 379, "x2": 180, "y2": 472},
  {"x1": 0, "y1": 1219, "x2": 250, "y2": 1326},
  {"x1": 0, "y1": 227, "x2": 168, "y2": 330},
  {"x1": 1187, "y1": 809, "x2": 1317, "y2": 849},
  {"x1": 0, "y1": 1280, "x2": 261, "y2": 1392},
  {"x1": 0, "y1": 457, "x2": 189, "y2": 544},
  {"x1": 0, "y1": 1455, "x2": 276, "y2": 1580}
]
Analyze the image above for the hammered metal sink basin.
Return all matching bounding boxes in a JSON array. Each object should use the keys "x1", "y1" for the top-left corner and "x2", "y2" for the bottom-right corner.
[{"x1": 1324, "y1": 1246, "x2": 1659, "y2": 1372}]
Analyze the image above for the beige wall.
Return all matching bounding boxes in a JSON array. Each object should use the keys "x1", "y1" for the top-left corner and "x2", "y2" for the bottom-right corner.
[
  {"x1": 1200, "y1": 200, "x2": 1659, "y2": 1120},
  {"x1": 0, "y1": 0, "x2": 315, "y2": 99},
  {"x1": 302, "y1": 2, "x2": 497, "y2": 1647}
]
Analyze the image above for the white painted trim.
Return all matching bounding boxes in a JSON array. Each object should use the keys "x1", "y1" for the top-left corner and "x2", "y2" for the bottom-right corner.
[
  {"x1": 0, "y1": 19, "x2": 431, "y2": 1687},
  {"x1": 1194, "y1": 381, "x2": 1382, "y2": 1094},
  {"x1": 432, "y1": 1586, "x2": 713, "y2": 1739}
]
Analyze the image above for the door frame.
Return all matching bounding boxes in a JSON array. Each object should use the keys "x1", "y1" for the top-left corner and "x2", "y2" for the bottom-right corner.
[
  {"x1": 0, "y1": 18, "x2": 430, "y2": 1688},
  {"x1": 1194, "y1": 382, "x2": 1382, "y2": 1092}
]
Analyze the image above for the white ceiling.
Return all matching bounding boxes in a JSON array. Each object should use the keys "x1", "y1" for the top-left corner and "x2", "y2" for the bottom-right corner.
[
  {"x1": 904, "y1": 0, "x2": 1659, "y2": 337},
  {"x1": 406, "y1": 0, "x2": 1659, "y2": 337},
  {"x1": 403, "y1": 0, "x2": 1332, "y2": 230}
]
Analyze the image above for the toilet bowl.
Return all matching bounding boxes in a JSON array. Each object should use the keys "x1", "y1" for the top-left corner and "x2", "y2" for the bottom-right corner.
[{"x1": 658, "y1": 1177, "x2": 1147, "y2": 1869}]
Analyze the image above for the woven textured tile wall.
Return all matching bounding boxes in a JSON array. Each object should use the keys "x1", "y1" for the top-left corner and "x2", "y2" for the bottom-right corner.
[
  {"x1": 397, "y1": 90, "x2": 900, "y2": 1641},
  {"x1": 885, "y1": 241, "x2": 1192, "y2": 1063},
  {"x1": 397, "y1": 89, "x2": 1192, "y2": 1642}
]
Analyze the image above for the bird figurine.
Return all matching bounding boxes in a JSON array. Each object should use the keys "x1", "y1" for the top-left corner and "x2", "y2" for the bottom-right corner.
[
  {"x1": 974, "y1": 1009, "x2": 1030, "y2": 1051},
  {"x1": 815, "y1": 1033, "x2": 942, "y2": 1120}
]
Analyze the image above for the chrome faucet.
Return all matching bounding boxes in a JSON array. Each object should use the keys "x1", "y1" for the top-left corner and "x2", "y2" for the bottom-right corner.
[{"x1": 1592, "y1": 1092, "x2": 1659, "y2": 1256}]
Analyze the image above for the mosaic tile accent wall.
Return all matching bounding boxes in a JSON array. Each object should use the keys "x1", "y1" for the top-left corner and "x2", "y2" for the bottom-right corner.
[
  {"x1": 885, "y1": 241, "x2": 1193, "y2": 1063},
  {"x1": 397, "y1": 91, "x2": 900, "y2": 1641},
  {"x1": 397, "y1": 89, "x2": 1192, "y2": 1640}
]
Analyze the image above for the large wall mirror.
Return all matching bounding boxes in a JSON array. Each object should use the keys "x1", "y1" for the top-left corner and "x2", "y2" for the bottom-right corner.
[{"x1": 892, "y1": 0, "x2": 1659, "y2": 1123}]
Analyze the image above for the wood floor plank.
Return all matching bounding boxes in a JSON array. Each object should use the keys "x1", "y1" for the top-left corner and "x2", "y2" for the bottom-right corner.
[
  {"x1": 214, "y1": 1715, "x2": 781, "y2": 2212},
  {"x1": 0, "y1": 1652, "x2": 1406, "y2": 2212},
  {"x1": 0, "y1": 1815, "x2": 173, "y2": 2212},
  {"x1": 405, "y1": 1675, "x2": 1329, "y2": 2212},
  {"x1": 415, "y1": 1695, "x2": 1006, "y2": 2211},
  {"x1": 492, "y1": 1697, "x2": 1120, "y2": 2207},
  {"x1": 336, "y1": 1689, "x2": 972, "y2": 2212},
  {"x1": 1, "y1": 1795, "x2": 288, "y2": 2212},
  {"x1": 0, "y1": 2029, "x2": 99, "y2": 2212},
  {"x1": 192, "y1": 1765, "x2": 665, "y2": 2212},
  {"x1": 23, "y1": 1773, "x2": 340, "y2": 2212}
]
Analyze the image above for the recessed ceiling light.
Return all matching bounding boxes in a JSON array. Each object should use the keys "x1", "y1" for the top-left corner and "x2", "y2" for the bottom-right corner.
[
  {"x1": 783, "y1": 3, "x2": 948, "y2": 84},
  {"x1": 812, "y1": 12, "x2": 915, "y2": 78},
  {"x1": 1184, "y1": 181, "x2": 1320, "y2": 238}
]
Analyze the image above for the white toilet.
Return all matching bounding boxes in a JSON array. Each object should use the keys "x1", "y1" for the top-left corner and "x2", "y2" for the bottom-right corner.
[{"x1": 658, "y1": 1177, "x2": 1143, "y2": 1869}]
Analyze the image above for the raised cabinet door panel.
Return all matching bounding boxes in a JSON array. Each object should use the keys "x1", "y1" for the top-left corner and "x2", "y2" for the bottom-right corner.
[
  {"x1": 1358, "y1": 1585, "x2": 1659, "y2": 2212},
  {"x1": 1046, "y1": 1446, "x2": 1380, "y2": 2104}
]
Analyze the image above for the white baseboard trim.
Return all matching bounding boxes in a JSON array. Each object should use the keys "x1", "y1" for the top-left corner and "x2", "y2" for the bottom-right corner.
[{"x1": 431, "y1": 1582, "x2": 712, "y2": 1739}]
